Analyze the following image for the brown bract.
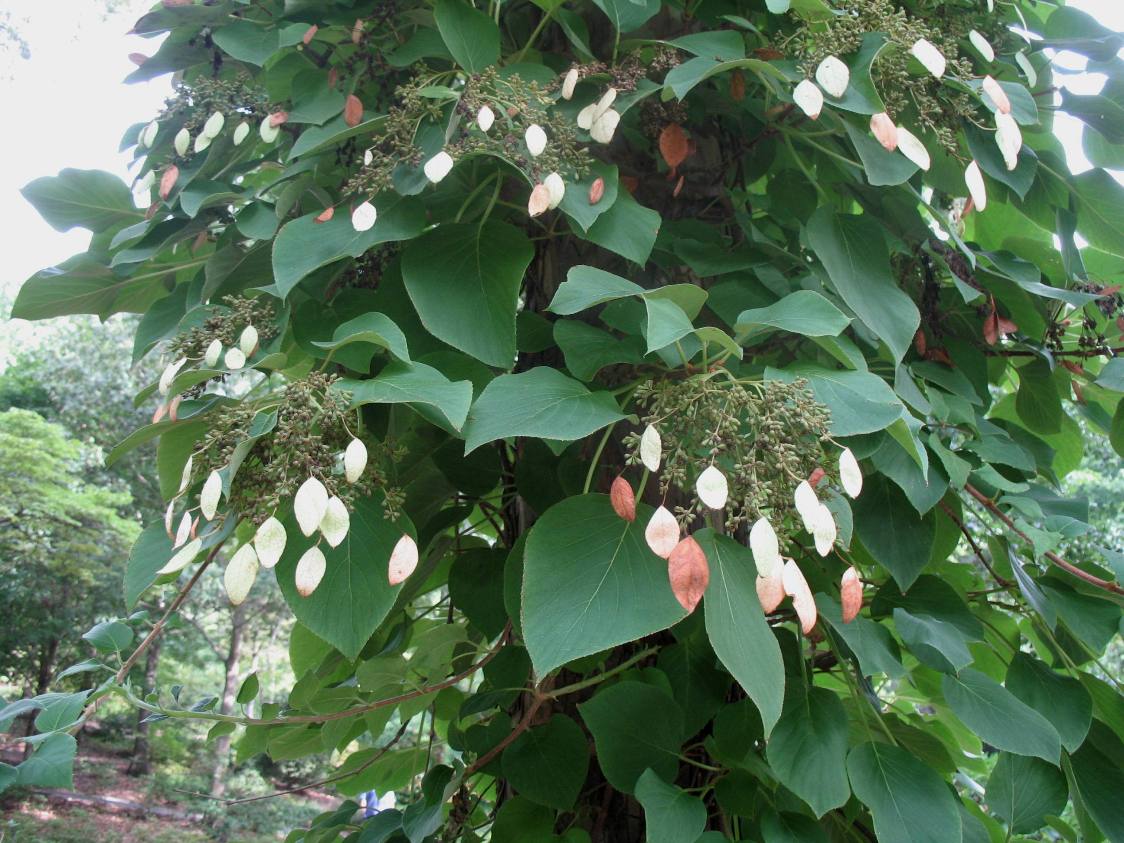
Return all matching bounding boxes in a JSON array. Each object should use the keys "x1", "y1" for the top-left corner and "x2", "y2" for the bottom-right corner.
[
  {"x1": 528, "y1": 183, "x2": 551, "y2": 217},
  {"x1": 667, "y1": 536, "x2": 709, "y2": 613},
  {"x1": 159, "y1": 165, "x2": 179, "y2": 200},
  {"x1": 315, "y1": 206, "x2": 335, "y2": 223},
  {"x1": 730, "y1": 70, "x2": 746, "y2": 101},
  {"x1": 610, "y1": 476, "x2": 636, "y2": 522},
  {"x1": 983, "y1": 296, "x2": 1017, "y2": 345},
  {"x1": 302, "y1": 24, "x2": 318, "y2": 45},
  {"x1": 345, "y1": 94, "x2": 364, "y2": 127},
  {"x1": 269, "y1": 111, "x2": 289, "y2": 127},
  {"x1": 589, "y1": 177, "x2": 605, "y2": 205},
  {"x1": 659, "y1": 124, "x2": 689, "y2": 171},
  {"x1": 756, "y1": 568, "x2": 785, "y2": 613},
  {"x1": 840, "y1": 566, "x2": 862, "y2": 623}
]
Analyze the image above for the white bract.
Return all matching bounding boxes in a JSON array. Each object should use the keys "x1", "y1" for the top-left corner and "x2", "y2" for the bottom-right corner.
[
  {"x1": 254, "y1": 516, "x2": 287, "y2": 569},
  {"x1": 351, "y1": 200, "x2": 378, "y2": 231},
  {"x1": 965, "y1": 160, "x2": 987, "y2": 211},
  {"x1": 527, "y1": 184, "x2": 552, "y2": 218},
  {"x1": 749, "y1": 517, "x2": 781, "y2": 578},
  {"x1": 202, "y1": 110, "x2": 225, "y2": 139},
  {"x1": 224, "y1": 544, "x2": 259, "y2": 605},
  {"x1": 645, "y1": 506, "x2": 681, "y2": 558},
  {"x1": 870, "y1": 112, "x2": 898, "y2": 152},
  {"x1": 159, "y1": 358, "x2": 187, "y2": 395},
  {"x1": 793, "y1": 79, "x2": 823, "y2": 119},
  {"x1": 295, "y1": 546, "x2": 327, "y2": 597},
  {"x1": 140, "y1": 121, "x2": 159, "y2": 148},
  {"x1": 639, "y1": 425, "x2": 662, "y2": 472},
  {"x1": 319, "y1": 496, "x2": 350, "y2": 548},
  {"x1": 477, "y1": 105, "x2": 495, "y2": 132},
  {"x1": 294, "y1": 476, "x2": 329, "y2": 537},
  {"x1": 388, "y1": 534, "x2": 419, "y2": 585},
  {"x1": 911, "y1": 38, "x2": 946, "y2": 78},
  {"x1": 174, "y1": 511, "x2": 192, "y2": 549},
  {"x1": 696, "y1": 465, "x2": 729, "y2": 510},
  {"x1": 424, "y1": 150, "x2": 455, "y2": 183},
  {"x1": 204, "y1": 339, "x2": 222, "y2": 367},
  {"x1": 224, "y1": 347, "x2": 246, "y2": 369},
  {"x1": 179, "y1": 455, "x2": 194, "y2": 494},
  {"x1": 897, "y1": 126, "x2": 931, "y2": 171},
  {"x1": 981, "y1": 75, "x2": 1011, "y2": 114},
  {"x1": 1015, "y1": 51, "x2": 1037, "y2": 88},
  {"x1": 811, "y1": 504, "x2": 837, "y2": 556},
  {"x1": 200, "y1": 469, "x2": 223, "y2": 521},
  {"x1": 577, "y1": 88, "x2": 618, "y2": 141},
  {"x1": 815, "y1": 55, "x2": 850, "y2": 98},
  {"x1": 589, "y1": 109, "x2": 620, "y2": 144},
  {"x1": 525, "y1": 124, "x2": 548, "y2": 156},
  {"x1": 995, "y1": 112, "x2": 1022, "y2": 170},
  {"x1": 793, "y1": 480, "x2": 820, "y2": 532},
  {"x1": 164, "y1": 500, "x2": 176, "y2": 538},
  {"x1": 136, "y1": 170, "x2": 155, "y2": 193},
  {"x1": 544, "y1": 172, "x2": 566, "y2": 209},
  {"x1": 782, "y1": 559, "x2": 818, "y2": 634},
  {"x1": 193, "y1": 133, "x2": 212, "y2": 154},
  {"x1": 344, "y1": 438, "x2": 367, "y2": 483},
  {"x1": 232, "y1": 121, "x2": 250, "y2": 146},
  {"x1": 239, "y1": 325, "x2": 258, "y2": 356},
  {"x1": 561, "y1": 68, "x2": 579, "y2": 100},
  {"x1": 969, "y1": 30, "x2": 995, "y2": 62},
  {"x1": 259, "y1": 116, "x2": 280, "y2": 143},
  {"x1": 838, "y1": 448, "x2": 863, "y2": 498},
  {"x1": 363, "y1": 148, "x2": 374, "y2": 166},
  {"x1": 174, "y1": 128, "x2": 190, "y2": 156},
  {"x1": 157, "y1": 537, "x2": 202, "y2": 576}
]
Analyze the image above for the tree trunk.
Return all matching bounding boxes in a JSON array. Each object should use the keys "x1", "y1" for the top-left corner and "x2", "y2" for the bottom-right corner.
[
  {"x1": 126, "y1": 636, "x2": 162, "y2": 776},
  {"x1": 209, "y1": 602, "x2": 247, "y2": 798},
  {"x1": 35, "y1": 637, "x2": 59, "y2": 695}
]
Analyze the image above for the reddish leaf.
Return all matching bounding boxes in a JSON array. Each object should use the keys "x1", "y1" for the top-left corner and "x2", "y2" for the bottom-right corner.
[
  {"x1": 995, "y1": 315, "x2": 1018, "y2": 336},
  {"x1": 588, "y1": 177, "x2": 605, "y2": 205},
  {"x1": 667, "y1": 536, "x2": 709, "y2": 613},
  {"x1": 730, "y1": 70, "x2": 746, "y2": 101},
  {"x1": 610, "y1": 476, "x2": 636, "y2": 522},
  {"x1": 269, "y1": 111, "x2": 289, "y2": 127},
  {"x1": 315, "y1": 206, "x2": 335, "y2": 224},
  {"x1": 152, "y1": 402, "x2": 167, "y2": 424},
  {"x1": 159, "y1": 165, "x2": 179, "y2": 200},
  {"x1": 344, "y1": 94, "x2": 363, "y2": 127},
  {"x1": 168, "y1": 395, "x2": 182, "y2": 422},
  {"x1": 302, "y1": 24, "x2": 318, "y2": 45},
  {"x1": 128, "y1": 53, "x2": 148, "y2": 66},
  {"x1": 659, "y1": 124, "x2": 689, "y2": 170},
  {"x1": 840, "y1": 566, "x2": 862, "y2": 623}
]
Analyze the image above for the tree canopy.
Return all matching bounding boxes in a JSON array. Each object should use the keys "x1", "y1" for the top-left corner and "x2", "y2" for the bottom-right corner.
[{"x1": 4, "y1": 0, "x2": 1124, "y2": 840}]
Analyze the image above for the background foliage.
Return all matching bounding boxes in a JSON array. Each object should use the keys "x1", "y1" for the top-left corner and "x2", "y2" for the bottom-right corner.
[{"x1": 3, "y1": 0, "x2": 1124, "y2": 841}]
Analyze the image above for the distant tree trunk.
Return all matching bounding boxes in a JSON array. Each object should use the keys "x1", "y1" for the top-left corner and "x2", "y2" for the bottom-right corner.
[
  {"x1": 210, "y1": 603, "x2": 247, "y2": 798},
  {"x1": 35, "y1": 637, "x2": 59, "y2": 694},
  {"x1": 127, "y1": 636, "x2": 162, "y2": 776}
]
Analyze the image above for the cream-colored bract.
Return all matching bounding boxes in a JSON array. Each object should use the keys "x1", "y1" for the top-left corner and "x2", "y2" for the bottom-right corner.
[
  {"x1": 756, "y1": 567, "x2": 785, "y2": 613},
  {"x1": 749, "y1": 517, "x2": 781, "y2": 578},
  {"x1": 294, "y1": 476, "x2": 329, "y2": 537},
  {"x1": 870, "y1": 112, "x2": 898, "y2": 152},
  {"x1": 477, "y1": 105, "x2": 495, "y2": 133},
  {"x1": 295, "y1": 546, "x2": 327, "y2": 597},
  {"x1": 782, "y1": 559, "x2": 817, "y2": 634},
  {"x1": 259, "y1": 116, "x2": 280, "y2": 143},
  {"x1": 839, "y1": 447, "x2": 863, "y2": 498},
  {"x1": 203, "y1": 110, "x2": 225, "y2": 139},
  {"x1": 896, "y1": 126, "x2": 931, "y2": 171},
  {"x1": 910, "y1": 38, "x2": 946, "y2": 78},
  {"x1": 344, "y1": 438, "x2": 367, "y2": 484},
  {"x1": 793, "y1": 480, "x2": 820, "y2": 532},
  {"x1": 224, "y1": 544, "x2": 259, "y2": 605},
  {"x1": 388, "y1": 534, "x2": 419, "y2": 585},
  {"x1": 239, "y1": 325, "x2": 258, "y2": 356},
  {"x1": 319, "y1": 496, "x2": 350, "y2": 548},
  {"x1": 812, "y1": 503, "x2": 837, "y2": 557},
  {"x1": 200, "y1": 469, "x2": 223, "y2": 521},
  {"x1": 639, "y1": 424, "x2": 662, "y2": 472},
  {"x1": 793, "y1": 79, "x2": 823, "y2": 119},
  {"x1": 158, "y1": 358, "x2": 186, "y2": 396},
  {"x1": 351, "y1": 200, "x2": 378, "y2": 231},
  {"x1": 174, "y1": 128, "x2": 190, "y2": 156},
  {"x1": 965, "y1": 160, "x2": 987, "y2": 211},
  {"x1": 174, "y1": 511, "x2": 192, "y2": 549},
  {"x1": 253, "y1": 516, "x2": 287, "y2": 569},
  {"x1": 193, "y1": 133, "x2": 212, "y2": 154},
  {"x1": 995, "y1": 111, "x2": 1022, "y2": 170},
  {"x1": 204, "y1": 339, "x2": 222, "y2": 368},
  {"x1": 224, "y1": 347, "x2": 246, "y2": 370},
  {"x1": 157, "y1": 537, "x2": 202, "y2": 576},
  {"x1": 544, "y1": 172, "x2": 566, "y2": 209},
  {"x1": 981, "y1": 75, "x2": 1011, "y2": 114},
  {"x1": 424, "y1": 150, "x2": 455, "y2": 183},
  {"x1": 645, "y1": 506, "x2": 680, "y2": 559},
  {"x1": 525, "y1": 124, "x2": 548, "y2": 156},
  {"x1": 590, "y1": 109, "x2": 620, "y2": 144},
  {"x1": 969, "y1": 30, "x2": 995, "y2": 63},
  {"x1": 527, "y1": 184, "x2": 552, "y2": 218},
  {"x1": 232, "y1": 121, "x2": 250, "y2": 146},
  {"x1": 561, "y1": 68, "x2": 579, "y2": 100},
  {"x1": 696, "y1": 465, "x2": 729, "y2": 510},
  {"x1": 815, "y1": 55, "x2": 850, "y2": 98}
]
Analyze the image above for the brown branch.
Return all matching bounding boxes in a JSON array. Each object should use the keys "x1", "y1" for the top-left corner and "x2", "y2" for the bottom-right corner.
[
  {"x1": 463, "y1": 692, "x2": 547, "y2": 777},
  {"x1": 938, "y1": 500, "x2": 1013, "y2": 588},
  {"x1": 984, "y1": 346, "x2": 1124, "y2": 358},
  {"x1": 963, "y1": 484, "x2": 1123, "y2": 595}
]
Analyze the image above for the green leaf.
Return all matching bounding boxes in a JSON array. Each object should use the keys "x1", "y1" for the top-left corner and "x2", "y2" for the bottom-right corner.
[
  {"x1": 942, "y1": 668, "x2": 1061, "y2": 763},
  {"x1": 82, "y1": 620, "x2": 134, "y2": 654},
  {"x1": 807, "y1": 208, "x2": 920, "y2": 363},
  {"x1": 313, "y1": 312, "x2": 411, "y2": 362},
  {"x1": 522, "y1": 495, "x2": 686, "y2": 678},
  {"x1": 21, "y1": 169, "x2": 140, "y2": 233},
  {"x1": 766, "y1": 685, "x2": 851, "y2": 817},
  {"x1": 1096, "y1": 357, "x2": 1124, "y2": 391},
  {"x1": 844, "y1": 121, "x2": 918, "y2": 186},
  {"x1": 644, "y1": 297, "x2": 695, "y2": 353},
  {"x1": 555, "y1": 320, "x2": 645, "y2": 381},
  {"x1": 987, "y1": 752, "x2": 1067, "y2": 835},
  {"x1": 275, "y1": 496, "x2": 414, "y2": 660},
  {"x1": 433, "y1": 0, "x2": 500, "y2": 73},
  {"x1": 1073, "y1": 169, "x2": 1124, "y2": 257},
  {"x1": 548, "y1": 265, "x2": 645, "y2": 315},
  {"x1": 768, "y1": 366, "x2": 904, "y2": 437},
  {"x1": 635, "y1": 768, "x2": 707, "y2": 843},
  {"x1": 1016, "y1": 360, "x2": 1062, "y2": 435},
  {"x1": 289, "y1": 113, "x2": 387, "y2": 160},
  {"x1": 584, "y1": 192, "x2": 661, "y2": 265},
  {"x1": 815, "y1": 594, "x2": 905, "y2": 678},
  {"x1": 287, "y1": 69, "x2": 346, "y2": 125},
  {"x1": 761, "y1": 810, "x2": 829, "y2": 843},
  {"x1": 272, "y1": 196, "x2": 426, "y2": 297},
  {"x1": 402, "y1": 221, "x2": 534, "y2": 368},
  {"x1": 560, "y1": 161, "x2": 619, "y2": 232},
  {"x1": 697, "y1": 530, "x2": 784, "y2": 736},
  {"x1": 735, "y1": 290, "x2": 850, "y2": 342},
  {"x1": 847, "y1": 741, "x2": 962, "y2": 843},
  {"x1": 16, "y1": 734, "x2": 77, "y2": 789},
  {"x1": 337, "y1": 362, "x2": 473, "y2": 433},
  {"x1": 590, "y1": 0, "x2": 660, "y2": 34},
  {"x1": 1005, "y1": 653, "x2": 1092, "y2": 753},
  {"x1": 212, "y1": 20, "x2": 305, "y2": 65},
  {"x1": 34, "y1": 692, "x2": 90, "y2": 733},
  {"x1": 462, "y1": 368, "x2": 624, "y2": 454},
  {"x1": 852, "y1": 475, "x2": 936, "y2": 590},
  {"x1": 1068, "y1": 720, "x2": 1124, "y2": 842},
  {"x1": 125, "y1": 523, "x2": 175, "y2": 610},
  {"x1": 578, "y1": 682, "x2": 684, "y2": 792},
  {"x1": 236, "y1": 673, "x2": 260, "y2": 705},
  {"x1": 502, "y1": 714, "x2": 589, "y2": 811}
]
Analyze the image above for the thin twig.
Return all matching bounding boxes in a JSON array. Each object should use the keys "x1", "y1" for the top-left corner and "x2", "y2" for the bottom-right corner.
[{"x1": 939, "y1": 500, "x2": 1013, "y2": 588}]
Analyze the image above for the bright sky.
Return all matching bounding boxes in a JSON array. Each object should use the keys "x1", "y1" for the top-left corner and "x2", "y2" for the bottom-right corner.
[{"x1": 0, "y1": 0, "x2": 1120, "y2": 320}]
